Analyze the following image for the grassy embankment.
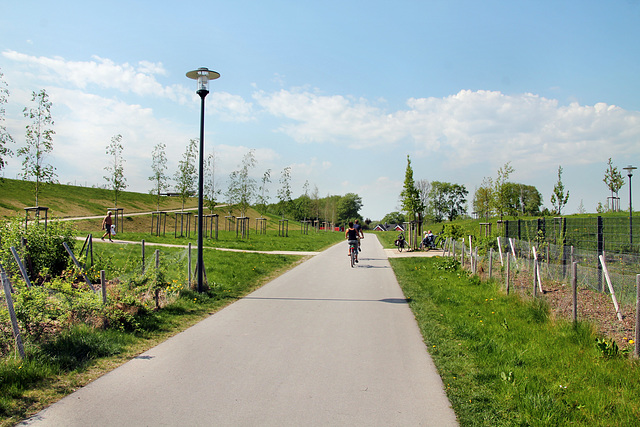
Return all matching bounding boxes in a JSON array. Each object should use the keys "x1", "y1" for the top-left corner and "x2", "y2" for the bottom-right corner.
[{"x1": 0, "y1": 178, "x2": 198, "y2": 219}]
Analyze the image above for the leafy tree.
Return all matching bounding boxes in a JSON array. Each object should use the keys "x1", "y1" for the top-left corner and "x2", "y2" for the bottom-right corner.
[
  {"x1": 289, "y1": 194, "x2": 313, "y2": 220},
  {"x1": 603, "y1": 158, "x2": 624, "y2": 211},
  {"x1": 104, "y1": 134, "x2": 127, "y2": 208},
  {"x1": 503, "y1": 183, "x2": 542, "y2": 217},
  {"x1": 174, "y1": 138, "x2": 198, "y2": 211},
  {"x1": 473, "y1": 177, "x2": 493, "y2": 220},
  {"x1": 204, "y1": 152, "x2": 221, "y2": 213},
  {"x1": 550, "y1": 165, "x2": 570, "y2": 215},
  {"x1": 445, "y1": 183, "x2": 468, "y2": 221},
  {"x1": 0, "y1": 68, "x2": 13, "y2": 173},
  {"x1": 336, "y1": 193, "x2": 363, "y2": 224},
  {"x1": 415, "y1": 179, "x2": 431, "y2": 222},
  {"x1": 399, "y1": 155, "x2": 423, "y2": 222},
  {"x1": 18, "y1": 89, "x2": 57, "y2": 206},
  {"x1": 226, "y1": 149, "x2": 257, "y2": 217},
  {"x1": 277, "y1": 166, "x2": 292, "y2": 217},
  {"x1": 428, "y1": 181, "x2": 468, "y2": 222},
  {"x1": 382, "y1": 211, "x2": 405, "y2": 225},
  {"x1": 492, "y1": 162, "x2": 514, "y2": 220},
  {"x1": 148, "y1": 142, "x2": 169, "y2": 211}
]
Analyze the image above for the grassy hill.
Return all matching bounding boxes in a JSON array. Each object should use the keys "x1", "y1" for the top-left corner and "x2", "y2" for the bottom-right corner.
[{"x1": 0, "y1": 178, "x2": 197, "y2": 219}]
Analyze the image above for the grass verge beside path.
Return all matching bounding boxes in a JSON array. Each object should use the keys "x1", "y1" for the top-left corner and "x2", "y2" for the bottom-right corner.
[
  {"x1": 0, "y1": 247, "x2": 303, "y2": 427},
  {"x1": 390, "y1": 256, "x2": 640, "y2": 426}
]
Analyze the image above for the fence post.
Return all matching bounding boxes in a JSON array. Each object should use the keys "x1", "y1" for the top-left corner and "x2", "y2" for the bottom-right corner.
[
  {"x1": 10, "y1": 246, "x2": 31, "y2": 288},
  {"x1": 489, "y1": 248, "x2": 493, "y2": 280},
  {"x1": 474, "y1": 248, "x2": 478, "y2": 275},
  {"x1": 63, "y1": 242, "x2": 96, "y2": 292},
  {"x1": 141, "y1": 239, "x2": 145, "y2": 274},
  {"x1": 533, "y1": 258, "x2": 538, "y2": 297},
  {"x1": 1, "y1": 263, "x2": 25, "y2": 359},
  {"x1": 505, "y1": 253, "x2": 510, "y2": 295},
  {"x1": 597, "y1": 216, "x2": 604, "y2": 292},
  {"x1": 635, "y1": 274, "x2": 639, "y2": 358},
  {"x1": 497, "y1": 236, "x2": 504, "y2": 266},
  {"x1": 188, "y1": 242, "x2": 192, "y2": 290},
  {"x1": 599, "y1": 255, "x2": 623, "y2": 321},
  {"x1": 101, "y1": 270, "x2": 107, "y2": 304},
  {"x1": 572, "y1": 262, "x2": 578, "y2": 324},
  {"x1": 461, "y1": 241, "x2": 465, "y2": 267},
  {"x1": 155, "y1": 249, "x2": 160, "y2": 269}
]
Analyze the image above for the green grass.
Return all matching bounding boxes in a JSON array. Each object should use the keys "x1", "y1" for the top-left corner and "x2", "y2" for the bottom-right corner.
[
  {"x1": 391, "y1": 256, "x2": 640, "y2": 426},
  {"x1": 0, "y1": 243, "x2": 303, "y2": 426},
  {"x1": 0, "y1": 178, "x2": 196, "y2": 219}
]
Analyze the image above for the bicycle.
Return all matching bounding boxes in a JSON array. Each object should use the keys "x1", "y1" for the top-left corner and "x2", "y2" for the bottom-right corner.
[
  {"x1": 395, "y1": 233, "x2": 406, "y2": 252},
  {"x1": 349, "y1": 240, "x2": 359, "y2": 267}
]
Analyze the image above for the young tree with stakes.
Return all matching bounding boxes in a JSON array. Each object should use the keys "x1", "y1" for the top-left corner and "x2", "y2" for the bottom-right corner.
[
  {"x1": 492, "y1": 162, "x2": 514, "y2": 220},
  {"x1": 174, "y1": 139, "x2": 198, "y2": 211},
  {"x1": 256, "y1": 168, "x2": 272, "y2": 216},
  {"x1": 226, "y1": 149, "x2": 257, "y2": 217},
  {"x1": 399, "y1": 155, "x2": 423, "y2": 223},
  {"x1": 18, "y1": 89, "x2": 56, "y2": 206},
  {"x1": 603, "y1": 158, "x2": 624, "y2": 212},
  {"x1": 204, "y1": 152, "x2": 221, "y2": 213},
  {"x1": 104, "y1": 134, "x2": 127, "y2": 208},
  {"x1": 149, "y1": 142, "x2": 169, "y2": 211},
  {"x1": 550, "y1": 165, "x2": 570, "y2": 215},
  {"x1": 277, "y1": 166, "x2": 292, "y2": 217}
]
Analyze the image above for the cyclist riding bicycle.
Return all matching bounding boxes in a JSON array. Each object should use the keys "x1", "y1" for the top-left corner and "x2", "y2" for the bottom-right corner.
[
  {"x1": 345, "y1": 221, "x2": 359, "y2": 263},
  {"x1": 354, "y1": 219, "x2": 364, "y2": 252}
]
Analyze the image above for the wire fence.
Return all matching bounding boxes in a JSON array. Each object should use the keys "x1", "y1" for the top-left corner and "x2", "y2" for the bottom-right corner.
[{"x1": 445, "y1": 235, "x2": 640, "y2": 347}]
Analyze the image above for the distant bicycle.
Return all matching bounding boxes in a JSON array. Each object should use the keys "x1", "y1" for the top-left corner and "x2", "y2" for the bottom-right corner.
[
  {"x1": 349, "y1": 240, "x2": 359, "y2": 267},
  {"x1": 395, "y1": 233, "x2": 406, "y2": 252}
]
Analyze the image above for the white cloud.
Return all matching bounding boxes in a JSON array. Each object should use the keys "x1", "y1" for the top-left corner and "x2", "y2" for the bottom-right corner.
[
  {"x1": 3, "y1": 50, "x2": 187, "y2": 101},
  {"x1": 253, "y1": 88, "x2": 640, "y2": 174},
  {"x1": 2, "y1": 50, "x2": 256, "y2": 122}
]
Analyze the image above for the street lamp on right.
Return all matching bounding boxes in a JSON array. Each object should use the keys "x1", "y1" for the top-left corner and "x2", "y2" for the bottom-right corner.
[{"x1": 623, "y1": 165, "x2": 636, "y2": 247}]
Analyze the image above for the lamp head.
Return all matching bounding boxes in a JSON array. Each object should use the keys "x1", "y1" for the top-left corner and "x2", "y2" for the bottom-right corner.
[
  {"x1": 186, "y1": 67, "x2": 220, "y2": 94},
  {"x1": 623, "y1": 165, "x2": 637, "y2": 178}
]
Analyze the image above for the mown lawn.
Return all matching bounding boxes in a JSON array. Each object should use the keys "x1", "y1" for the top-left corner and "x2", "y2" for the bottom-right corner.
[{"x1": 391, "y1": 256, "x2": 640, "y2": 426}]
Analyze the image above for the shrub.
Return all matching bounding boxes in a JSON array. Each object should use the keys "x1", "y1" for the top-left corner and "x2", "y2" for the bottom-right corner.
[{"x1": 0, "y1": 217, "x2": 76, "y2": 281}]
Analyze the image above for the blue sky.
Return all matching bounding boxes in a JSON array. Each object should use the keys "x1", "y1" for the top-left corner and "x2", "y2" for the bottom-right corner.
[{"x1": 1, "y1": 0, "x2": 639, "y2": 220}]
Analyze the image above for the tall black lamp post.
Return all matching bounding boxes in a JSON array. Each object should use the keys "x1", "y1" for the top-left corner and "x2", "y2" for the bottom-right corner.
[
  {"x1": 623, "y1": 165, "x2": 637, "y2": 247},
  {"x1": 186, "y1": 67, "x2": 220, "y2": 293}
]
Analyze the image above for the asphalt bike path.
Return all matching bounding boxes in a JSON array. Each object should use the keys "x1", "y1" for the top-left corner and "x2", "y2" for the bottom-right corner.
[{"x1": 20, "y1": 235, "x2": 457, "y2": 426}]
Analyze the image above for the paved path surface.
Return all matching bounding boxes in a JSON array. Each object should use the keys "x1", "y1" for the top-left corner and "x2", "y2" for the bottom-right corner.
[{"x1": 20, "y1": 235, "x2": 457, "y2": 426}]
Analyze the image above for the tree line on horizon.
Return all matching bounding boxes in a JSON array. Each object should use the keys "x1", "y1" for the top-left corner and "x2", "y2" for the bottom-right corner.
[{"x1": 391, "y1": 154, "x2": 629, "y2": 226}]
